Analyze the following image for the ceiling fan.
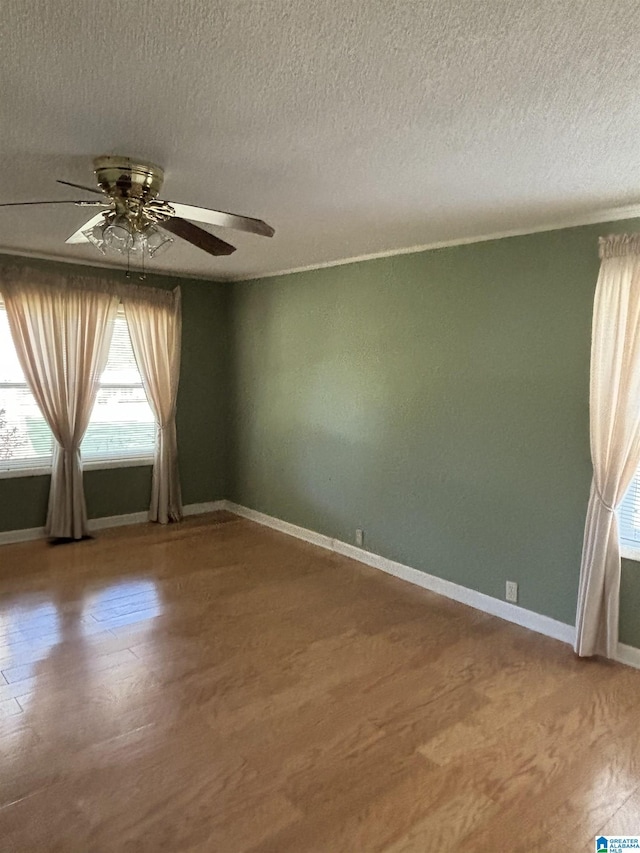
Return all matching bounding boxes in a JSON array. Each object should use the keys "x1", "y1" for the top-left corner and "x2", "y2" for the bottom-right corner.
[{"x1": 0, "y1": 155, "x2": 275, "y2": 260}]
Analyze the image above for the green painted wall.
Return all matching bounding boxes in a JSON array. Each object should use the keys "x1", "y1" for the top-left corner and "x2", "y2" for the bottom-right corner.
[
  {"x1": 0, "y1": 254, "x2": 231, "y2": 531},
  {"x1": 4, "y1": 220, "x2": 640, "y2": 651},
  {"x1": 230, "y1": 219, "x2": 640, "y2": 648}
]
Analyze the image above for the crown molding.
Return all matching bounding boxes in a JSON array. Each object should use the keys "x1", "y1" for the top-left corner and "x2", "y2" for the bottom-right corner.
[
  {"x1": 2, "y1": 201, "x2": 640, "y2": 285},
  {"x1": 229, "y1": 202, "x2": 640, "y2": 282}
]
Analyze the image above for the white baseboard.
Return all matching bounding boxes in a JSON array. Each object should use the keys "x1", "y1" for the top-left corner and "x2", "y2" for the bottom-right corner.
[
  {"x1": 0, "y1": 525, "x2": 46, "y2": 545},
  {"x1": 615, "y1": 643, "x2": 640, "y2": 670},
  {"x1": 226, "y1": 501, "x2": 640, "y2": 669},
  {"x1": 0, "y1": 500, "x2": 227, "y2": 545},
  {"x1": 225, "y1": 502, "x2": 575, "y2": 645},
  {"x1": 3, "y1": 497, "x2": 638, "y2": 670},
  {"x1": 224, "y1": 501, "x2": 640, "y2": 670},
  {"x1": 89, "y1": 511, "x2": 149, "y2": 531},
  {"x1": 183, "y1": 501, "x2": 227, "y2": 517}
]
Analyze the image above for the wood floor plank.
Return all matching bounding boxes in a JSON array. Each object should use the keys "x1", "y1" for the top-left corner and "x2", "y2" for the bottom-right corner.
[
  {"x1": 0, "y1": 696, "x2": 21, "y2": 717},
  {"x1": 459, "y1": 714, "x2": 640, "y2": 850},
  {"x1": 598, "y1": 786, "x2": 640, "y2": 836},
  {"x1": 0, "y1": 511, "x2": 638, "y2": 851},
  {"x1": 380, "y1": 790, "x2": 498, "y2": 852}
]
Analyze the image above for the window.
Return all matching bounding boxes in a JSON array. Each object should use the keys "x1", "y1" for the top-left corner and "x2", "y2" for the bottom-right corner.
[
  {"x1": 0, "y1": 302, "x2": 53, "y2": 470},
  {"x1": 619, "y1": 474, "x2": 640, "y2": 556},
  {"x1": 81, "y1": 306, "x2": 155, "y2": 462},
  {"x1": 0, "y1": 301, "x2": 155, "y2": 474}
]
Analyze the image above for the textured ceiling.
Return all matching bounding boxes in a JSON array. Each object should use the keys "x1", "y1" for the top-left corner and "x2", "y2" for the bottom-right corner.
[{"x1": 2, "y1": 0, "x2": 640, "y2": 282}]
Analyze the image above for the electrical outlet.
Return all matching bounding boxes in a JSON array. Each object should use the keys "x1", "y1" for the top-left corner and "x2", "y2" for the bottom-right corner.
[
  {"x1": 355, "y1": 528, "x2": 364, "y2": 547},
  {"x1": 505, "y1": 580, "x2": 518, "y2": 603}
]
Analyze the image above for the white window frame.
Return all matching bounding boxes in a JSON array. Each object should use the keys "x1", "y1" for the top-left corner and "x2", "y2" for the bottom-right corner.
[
  {"x1": 618, "y1": 476, "x2": 640, "y2": 562},
  {"x1": 619, "y1": 530, "x2": 640, "y2": 563},
  {"x1": 0, "y1": 455, "x2": 153, "y2": 479},
  {"x1": 620, "y1": 543, "x2": 640, "y2": 561}
]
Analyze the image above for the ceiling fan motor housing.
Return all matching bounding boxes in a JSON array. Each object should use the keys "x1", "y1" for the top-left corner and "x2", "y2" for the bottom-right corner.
[
  {"x1": 93, "y1": 156, "x2": 165, "y2": 204},
  {"x1": 0, "y1": 153, "x2": 273, "y2": 259}
]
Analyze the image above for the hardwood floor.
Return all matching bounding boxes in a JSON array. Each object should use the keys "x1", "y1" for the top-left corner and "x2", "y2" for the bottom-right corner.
[{"x1": 0, "y1": 511, "x2": 638, "y2": 851}]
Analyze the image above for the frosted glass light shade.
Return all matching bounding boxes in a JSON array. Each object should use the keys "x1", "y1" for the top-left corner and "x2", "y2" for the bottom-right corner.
[
  {"x1": 103, "y1": 215, "x2": 135, "y2": 252},
  {"x1": 82, "y1": 222, "x2": 107, "y2": 255},
  {"x1": 82, "y1": 216, "x2": 174, "y2": 260},
  {"x1": 145, "y1": 226, "x2": 174, "y2": 257}
]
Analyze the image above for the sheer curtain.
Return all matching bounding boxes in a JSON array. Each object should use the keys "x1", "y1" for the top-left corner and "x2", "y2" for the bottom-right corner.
[
  {"x1": 124, "y1": 287, "x2": 182, "y2": 523},
  {"x1": 575, "y1": 234, "x2": 640, "y2": 658},
  {"x1": 1, "y1": 275, "x2": 118, "y2": 539}
]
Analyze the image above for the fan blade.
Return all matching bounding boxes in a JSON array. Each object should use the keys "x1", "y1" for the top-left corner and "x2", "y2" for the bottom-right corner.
[
  {"x1": 0, "y1": 199, "x2": 105, "y2": 207},
  {"x1": 65, "y1": 212, "x2": 106, "y2": 244},
  {"x1": 161, "y1": 217, "x2": 236, "y2": 256},
  {"x1": 57, "y1": 179, "x2": 103, "y2": 195},
  {"x1": 163, "y1": 201, "x2": 274, "y2": 238}
]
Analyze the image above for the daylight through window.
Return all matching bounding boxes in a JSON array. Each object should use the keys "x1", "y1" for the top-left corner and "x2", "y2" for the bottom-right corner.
[
  {"x1": 619, "y1": 474, "x2": 640, "y2": 551},
  {"x1": 0, "y1": 301, "x2": 156, "y2": 472}
]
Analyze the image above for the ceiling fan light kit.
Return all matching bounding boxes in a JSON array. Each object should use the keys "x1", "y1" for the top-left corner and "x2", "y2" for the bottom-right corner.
[
  {"x1": 0, "y1": 154, "x2": 274, "y2": 269},
  {"x1": 82, "y1": 213, "x2": 174, "y2": 259}
]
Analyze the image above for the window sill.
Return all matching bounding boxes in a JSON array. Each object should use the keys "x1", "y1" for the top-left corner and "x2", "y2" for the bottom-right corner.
[
  {"x1": 621, "y1": 544, "x2": 640, "y2": 562},
  {"x1": 0, "y1": 456, "x2": 154, "y2": 480},
  {"x1": 84, "y1": 456, "x2": 154, "y2": 472},
  {"x1": 0, "y1": 465, "x2": 51, "y2": 479}
]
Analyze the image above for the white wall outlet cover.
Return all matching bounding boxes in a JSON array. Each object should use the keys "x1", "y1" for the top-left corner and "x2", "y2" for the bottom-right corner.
[
  {"x1": 355, "y1": 528, "x2": 364, "y2": 547},
  {"x1": 505, "y1": 581, "x2": 518, "y2": 603}
]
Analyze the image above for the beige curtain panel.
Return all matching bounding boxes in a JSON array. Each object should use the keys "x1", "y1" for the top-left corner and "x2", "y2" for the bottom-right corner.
[
  {"x1": 575, "y1": 234, "x2": 640, "y2": 658},
  {"x1": 1, "y1": 274, "x2": 118, "y2": 539},
  {"x1": 124, "y1": 288, "x2": 183, "y2": 524}
]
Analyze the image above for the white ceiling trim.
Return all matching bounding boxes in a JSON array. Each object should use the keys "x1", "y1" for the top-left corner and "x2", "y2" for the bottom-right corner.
[
  {"x1": 2, "y1": 200, "x2": 640, "y2": 285},
  {"x1": 228, "y1": 202, "x2": 640, "y2": 282}
]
